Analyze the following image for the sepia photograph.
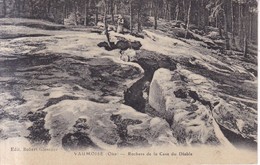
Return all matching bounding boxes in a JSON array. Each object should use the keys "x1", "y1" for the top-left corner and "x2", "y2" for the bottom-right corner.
[{"x1": 0, "y1": 0, "x2": 258, "y2": 164}]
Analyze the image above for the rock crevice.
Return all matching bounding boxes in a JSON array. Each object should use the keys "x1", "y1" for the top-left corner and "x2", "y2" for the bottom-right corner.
[{"x1": 148, "y1": 68, "x2": 257, "y2": 149}]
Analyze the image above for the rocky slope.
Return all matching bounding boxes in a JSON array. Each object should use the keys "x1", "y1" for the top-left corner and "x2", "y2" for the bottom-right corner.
[
  {"x1": 0, "y1": 19, "x2": 178, "y2": 149},
  {"x1": 149, "y1": 68, "x2": 256, "y2": 148},
  {"x1": 0, "y1": 18, "x2": 257, "y2": 151},
  {"x1": 44, "y1": 100, "x2": 177, "y2": 150}
]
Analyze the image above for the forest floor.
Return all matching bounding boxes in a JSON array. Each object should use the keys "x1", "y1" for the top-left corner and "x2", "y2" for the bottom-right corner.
[{"x1": 0, "y1": 18, "x2": 257, "y2": 157}]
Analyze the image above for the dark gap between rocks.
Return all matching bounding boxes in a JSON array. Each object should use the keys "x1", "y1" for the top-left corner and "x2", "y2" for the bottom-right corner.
[
  {"x1": 62, "y1": 118, "x2": 100, "y2": 150},
  {"x1": 123, "y1": 51, "x2": 257, "y2": 150},
  {"x1": 26, "y1": 111, "x2": 51, "y2": 145},
  {"x1": 218, "y1": 123, "x2": 257, "y2": 151},
  {"x1": 124, "y1": 52, "x2": 177, "y2": 114},
  {"x1": 62, "y1": 132, "x2": 98, "y2": 150},
  {"x1": 110, "y1": 114, "x2": 149, "y2": 148}
]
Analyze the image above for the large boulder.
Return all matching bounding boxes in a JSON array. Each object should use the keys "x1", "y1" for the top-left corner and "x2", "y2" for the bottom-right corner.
[
  {"x1": 120, "y1": 49, "x2": 137, "y2": 62},
  {"x1": 44, "y1": 100, "x2": 177, "y2": 149},
  {"x1": 206, "y1": 31, "x2": 220, "y2": 40},
  {"x1": 0, "y1": 54, "x2": 144, "y2": 146},
  {"x1": 149, "y1": 68, "x2": 224, "y2": 146},
  {"x1": 116, "y1": 40, "x2": 130, "y2": 50},
  {"x1": 115, "y1": 39, "x2": 142, "y2": 51},
  {"x1": 149, "y1": 68, "x2": 257, "y2": 146},
  {"x1": 130, "y1": 41, "x2": 142, "y2": 50}
]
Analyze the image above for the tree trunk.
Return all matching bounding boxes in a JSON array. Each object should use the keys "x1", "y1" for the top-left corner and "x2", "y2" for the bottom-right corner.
[
  {"x1": 63, "y1": 4, "x2": 66, "y2": 24},
  {"x1": 238, "y1": 2, "x2": 242, "y2": 45},
  {"x1": 111, "y1": 0, "x2": 115, "y2": 24},
  {"x1": 167, "y1": 1, "x2": 171, "y2": 21},
  {"x1": 149, "y1": 2, "x2": 152, "y2": 17},
  {"x1": 219, "y1": 25, "x2": 222, "y2": 38},
  {"x1": 230, "y1": 0, "x2": 234, "y2": 40},
  {"x1": 15, "y1": 0, "x2": 21, "y2": 17},
  {"x1": 175, "y1": 2, "x2": 179, "y2": 21},
  {"x1": 3, "y1": 0, "x2": 6, "y2": 17},
  {"x1": 47, "y1": 0, "x2": 51, "y2": 15},
  {"x1": 185, "y1": 0, "x2": 191, "y2": 39},
  {"x1": 243, "y1": 4, "x2": 249, "y2": 57},
  {"x1": 106, "y1": 0, "x2": 111, "y2": 15},
  {"x1": 154, "y1": 0, "x2": 158, "y2": 30},
  {"x1": 168, "y1": 1, "x2": 171, "y2": 21},
  {"x1": 243, "y1": 32, "x2": 248, "y2": 57},
  {"x1": 215, "y1": 15, "x2": 218, "y2": 28},
  {"x1": 197, "y1": 1, "x2": 200, "y2": 28},
  {"x1": 103, "y1": 0, "x2": 111, "y2": 48},
  {"x1": 183, "y1": 0, "x2": 187, "y2": 23},
  {"x1": 223, "y1": 8, "x2": 230, "y2": 50},
  {"x1": 95, "y1": 7, "x2": 98, "y2": 25},
  {"x1": 84, "y1": 0, "x2": 89, "y2": 26},
  {"x1": 194, "y1": 3, "x2": 199, "y2": 27},
  {"x1": 164, "y1": 1, "x2": 168, "y2": 20},
  {"x1": 130, "y1": 1, "x2": 133, "y2": 33},
  {"x1": 115, "y1": 4, "x2": 118, "y2": 15},
  {"x1": 204, "y1": 1, "x2": 209, "y2": 31},
  {"x1": 64, "y1": 3, "x2": 67, "y2": 19},
  {"x1": 30, "y1": 4, "x2": 34, "y2": 17},
  {"x1": 249, "y1": 12, "x2": 252, "y2": 42},
  {"x1": 201, "y1": 0, "x2": 207, "y2": 30},
  {"x1": 154, "y1": 11, "x2": 158, "y2": 29},
  {"x1": 137, "y1": 10, "x2": 141, "y2": 32},
  {"x1": 22, "y1": 0, "x2": 26, "y2": 11},
  {"x1": 74, "y1": 1, "x2": 78, "y2": 25}
]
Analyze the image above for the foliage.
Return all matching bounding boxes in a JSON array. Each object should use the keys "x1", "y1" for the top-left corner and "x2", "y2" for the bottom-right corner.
[{"x1": 0, "y1": 0, "x2": 258, "y2": 48}]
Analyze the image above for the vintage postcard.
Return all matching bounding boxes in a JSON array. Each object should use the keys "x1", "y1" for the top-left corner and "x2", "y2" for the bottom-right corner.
[{"x1": 0, "y1": 0, "x2": 258, "y2": 164}]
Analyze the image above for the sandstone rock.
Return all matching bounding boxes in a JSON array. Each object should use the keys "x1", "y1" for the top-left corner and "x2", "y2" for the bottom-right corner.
[
  {"x1": 0, "y1": 53, "x2": 143, "y2": 147},
  {"x1": 212, "y1": 100, "x2": 257, "y2": 140},
  {"x1": 44, "y1": 100, "x2": 177, "y2": 149},
  {"x1": 120, "y1": 49, "x2": 137, "y2": 62},
  {"x1": 207, "y1": 31, "x2": 220, "y2": 40},
  {"x1": 115, "y1": 40, "x2": 142, "y2": 51},
  {"x1": 148, "y1": 68, "x2": 256, "y2": 146},
  {"x1": 116, "y1": 40, "x2": 130, "y2": 50},
  {"x1": 97, "y1": 41, "x2": 117, "y2": 50},
  {"x1": 130, "y1": 41, "x2": 142, "y2": 50}
]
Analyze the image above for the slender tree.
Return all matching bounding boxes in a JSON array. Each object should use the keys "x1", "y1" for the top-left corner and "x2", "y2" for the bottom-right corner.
[
  {"x1": 110, "y1": 0, "x2": 115, "y2": 24},
  {"x1": 95, "y1": 0, "x2": 99, "y2": 25},
  {"x1": 182, "y1": 0, "x2": 187, "y2": 23},
  {"x1": 129, "y1": 0, "x2": 133, "y2": 33},
  {"x1": 102, "y1": 0, "x2": 111, "y2": 48},
  {"x1": 84, "y1": 0, "x2": 90, "y2": 26},
  {"x1": 185, "y1": 0, "x2": 191, "y2": 38},
  {"x1": 175, "y1": 1, "x2": 179, "y2": 21},
  {"x1": 3, "y1": 0, "x2": 6, "y2": 17},
  {"x1": 243, "y1": 2, "x2": 249, "y2": 57},
  {"x1": 238, "y1": 0, "x2": 242, "y2": 44},
  {"x1": 230, "y1": 0, "x2": 234, "y2": 41},
  {"x1": 136, "y1": 0, "x2": 143, "y2": 32},
  {"x1": 153, "y1": 0, "x2": 159, "y2": 29},
  {"x1": 223, "y1": 0, "x2": 230, "y2": 50}
]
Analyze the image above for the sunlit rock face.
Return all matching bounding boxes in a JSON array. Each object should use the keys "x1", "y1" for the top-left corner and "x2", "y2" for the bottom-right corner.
[
  {"x1": 0, "y1": 18, "x2": 257, "y2": 152},
  {"x1": 44, "y1": 100, "x2": 177, "y2": 150},
  {"x1": 0, "y1": 53, "x2": 144, "y2": 146},
  {"x1": 149, "y1": 68, "x2": 256, "y2": 146},
  {"x1": 0, "y1": 51, "x2": 177, "y2": 149}
]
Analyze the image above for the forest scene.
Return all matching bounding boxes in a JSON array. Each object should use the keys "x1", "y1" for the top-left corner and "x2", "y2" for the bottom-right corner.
[{"x1": 0, "y1": 0, "x2": 258, "y2": 159}]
